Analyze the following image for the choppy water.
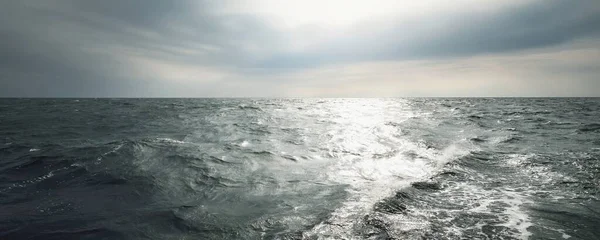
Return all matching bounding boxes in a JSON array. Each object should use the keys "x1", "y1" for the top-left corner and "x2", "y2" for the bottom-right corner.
[{"x1": 1, "y1": 98, "x2": 599, "y2": 240}]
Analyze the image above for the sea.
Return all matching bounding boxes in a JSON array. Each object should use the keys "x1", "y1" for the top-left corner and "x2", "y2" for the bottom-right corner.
[{"x1": 0, "y1": 98, "x2": 599, "y2": 239}]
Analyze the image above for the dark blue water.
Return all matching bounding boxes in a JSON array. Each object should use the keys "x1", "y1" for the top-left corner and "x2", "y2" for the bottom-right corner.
[{"x1": 1, "y1": 98, "x2": 599, "y2": 239}]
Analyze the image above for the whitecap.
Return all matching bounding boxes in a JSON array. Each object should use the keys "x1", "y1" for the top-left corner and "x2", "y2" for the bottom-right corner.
[{"x1": 156, "y1": 138, "x2": 186, "y2": 144}]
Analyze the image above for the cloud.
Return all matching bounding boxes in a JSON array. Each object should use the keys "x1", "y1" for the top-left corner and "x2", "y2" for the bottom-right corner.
[
  {"x1": 258, "y1": 41, "x2": 600, "y2": 97},
  {"x1": 0, "y1": 0, "x2": 284, "y2": 96},
  {"x1": 0, "y1": 0, "x2": 598, "y2": 97},
  {"x1": 258, "y1": 0, "x2": 600, "y2": 69}
]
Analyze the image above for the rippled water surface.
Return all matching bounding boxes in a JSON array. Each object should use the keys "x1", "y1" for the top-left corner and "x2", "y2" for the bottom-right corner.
[{"x1": 1, "y1": 98, "x2": 599, "y2": 239}]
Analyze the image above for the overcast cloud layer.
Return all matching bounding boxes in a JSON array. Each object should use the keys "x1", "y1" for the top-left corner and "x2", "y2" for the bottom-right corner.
[{"x1": 0, "y1": 0, "x2": 599, "y2": 97}]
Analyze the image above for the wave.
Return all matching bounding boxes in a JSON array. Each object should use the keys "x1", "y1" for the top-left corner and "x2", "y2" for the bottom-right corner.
[
  {"x1": 238, "y1": 105, "x2": 262, "y2": 110},
  {"x1": 304, "y1": 139, "x2": 472, "y2": 238},
  {"x1": 155, "y1": 138, "x2": 188, "y2": 145},
  {"x1": 578, "y1": 123, "x2": 600, "y2": 133},
  {"x1": 2, "y1": 98, "x2": 599, "y2": 239}
]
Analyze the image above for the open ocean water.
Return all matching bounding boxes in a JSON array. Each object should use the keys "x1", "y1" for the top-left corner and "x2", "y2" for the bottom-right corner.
[{"x1": 0, "y1": 98, "x2": 599, "y2": 240}]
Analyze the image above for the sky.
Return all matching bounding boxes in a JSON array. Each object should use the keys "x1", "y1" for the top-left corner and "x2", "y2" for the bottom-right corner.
[{"x1": 0, "y1": 0, "x2": 599, "y2": 97}]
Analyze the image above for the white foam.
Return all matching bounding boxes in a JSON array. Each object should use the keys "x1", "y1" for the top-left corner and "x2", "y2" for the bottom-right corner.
[
  {"x1": 412, "y1": 180, "x2": 534, "y2": 240},
  {"x1": 29, "y1": 148, "x2": 40, "y2": 152},
  {"x1": 557, "y1": 229, "x2": 571, "y2": 239},
  {"x1": 306, "y1": 139, "x2": 470, "y2": 238},
  {"x1": 299, "y1": 100, "x2": 478, "y2": 238},
  {"x1": 505, "y1": 153, "x2": 535, "y2": 166},
  {"x1": 0, "y1": 169, "x2": 58, "y2": 193},
  {"x1": 506, "y1": 154, "x2": 571, "y2": 187},
  {"x1": 496, "y1": 191, "x2": 533, "y2": 240},
  {"x1": 96, "y1": 143, "x2": 125, "y2": 162},
  {"x1": 156, "y1": 138, "x2": 186, "y2": 144}
]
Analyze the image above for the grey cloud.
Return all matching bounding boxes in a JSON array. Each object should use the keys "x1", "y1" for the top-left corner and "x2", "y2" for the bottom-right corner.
[
  {"x1": 258, "y1": 0, "x2": 600, "y2": 69},
  {"x1": 0, "y1": 0, "x2": 598, "y2": 97},
  {"x1": 0, "y1": 0, "x2": 283, "y2": 96},
  {"x1": 396, "y1": 0, "x2": 600, "y2": 57}
]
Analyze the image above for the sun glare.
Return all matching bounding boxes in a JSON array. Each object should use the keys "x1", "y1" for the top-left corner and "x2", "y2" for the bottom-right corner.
[
  {"x1": 218, "y1": 0, "x2": 401, "y2": 28},
  {"x1": 215, "y1": 0, "x2": 531, "y2": 29},
  {"x1": 261, "y1": 0, "x2": 398, "y2": 27}
]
